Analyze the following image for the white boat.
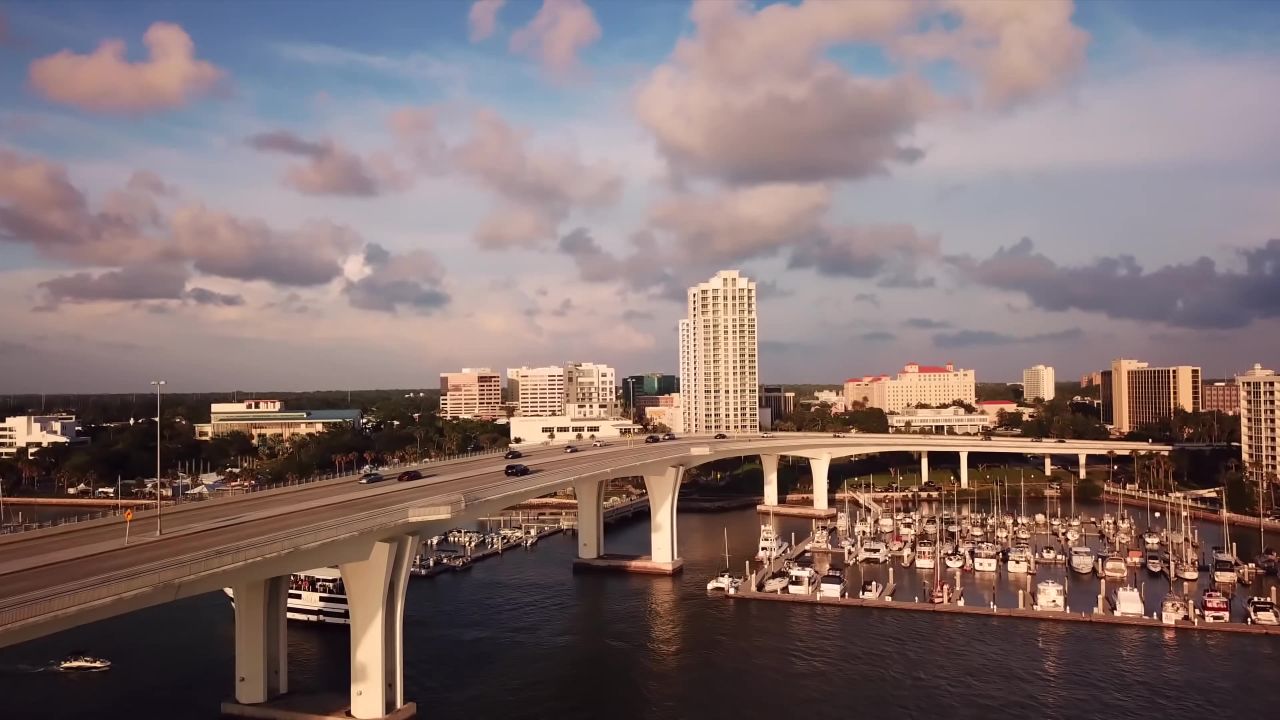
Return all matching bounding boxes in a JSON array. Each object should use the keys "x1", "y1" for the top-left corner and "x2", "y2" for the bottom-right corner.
[
  {"x1": 706, "y1": 570, "x2": 739, "y2": 592},
  {"x1": 756, "y1": 524, "x2": 789, "y2": 561},
  {"x1": 915, "y1": 540, "x2": 936, "y2": 570},
  {"x1": 1200, "y1": 589, "x2": 1230, "y2": 623},
  {"x1": 807, "y1": 527, "x2": 831, "y2": 550},
  {"x1": 1035, "y1": 580, "x2": 1066, "y2": 611},
  {"x1": 1174, "y1": 559, "x2": 1199, "y2": 582},
  {"x1": 1099, "y1": 553, "x2": 1127, "y2": 580},
  {"x1": 1006, "y1": 545, "x2": 1032, "y2": 574},
  {"x1": 225, "y1": 568, "x2": 350, "y2": 624},
  {"x1": 786, "y1": 566, "x2": 818, "y2": 595},
  {"x1": 897, "y1": 518, "x2": 916, "y2": 538},
  {"x1": 1038, "y1": 546, "x2": 1061, "y2": 564},
  {"x1": 1142, "y1": 531, "x2": 1162, "y2": 549},
  {"x1": 1111, "y1": 585, "x2": 1144, "y2": 617},
  {"x1": 943, "y1": 549, "x2": 966, "y2": 569},
  {"x1": 1125, "y1": 549, "x2": 1144, "y2": 567},
  {"x1": 1212, "y1": 551, "x2": 1238, "y2": 585},
  {"x1": 1064, "y1": 527, "x2": 1081, "y2": 543},
  {"x1": 817, "y1": 571, "x2": 846, "y2": 599},
  {"x1": 853, "y1": 518, "x2": 872, "y2": 536},
  {"x1": 1247, "y1": 596, "x2": 1279, "y2": 625},
  {"x1": 877, "y1": 516, "x2": 895, "y2": 534},
  {"x1": 1146, "y1": 552, "x2": 1164, "y2": 575},
  {"x1": 1069, "y1": 547, "x2": 1095, "y2": 575},
  {"x1": 1015, "y1": 527, "x2": 1031, "y2": 541},
  {"x1": 58, "y1": 655, "x2": 111, "y2": 671},
  {"x1": 1160, "y1": 593, "x2": 1189, "y2": 625},
  {"x1": 1033, "y1": 512, "x2": 1047, "y2": 526},
  {"x1": 858, "y1": 579, "x2": 884, "y2": 599},
  {"x1": 857, "y1": 539, "x2": 889, "y2": 564},
  {"x1": 900, "y1": 543, "x2": 916, "y2": 568},
  {"x1": 969, "y1": 524, "x2": 985, "y2": 539},
  {"x1": 762, "y1": 572, "x2": 789, "y2": 593},
  {"x1": 973, "y1": 542, "x2": 1000, "y2": 573}
]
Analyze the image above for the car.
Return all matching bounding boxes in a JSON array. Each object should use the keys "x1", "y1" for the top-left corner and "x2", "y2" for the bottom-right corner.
[
  {"x1": 832, "y1": 432, "x2": 846, "y2": 438},
  {"x1": 358, "y1": 472, "x2": 384, "y2": 484},
  {"x1": 981, "y1": 435, "x2": 993, "y2": 441},
  {"x1": 645, "y1": 435, "x2": 661, "y2": 443},
  {"x1": 662, "y1": 432, "x2": 676, "y2": 440},
  {"x1": 1055, "y1": 439, "x2": 1067, "y2": 443},
  {"x1": 760, "y1": 432, "x2": 775, "y2": 438},
  {"x1": 714, "y1": 433, "x2": 728, "y2": 439},
  {"x1": 1031, "y1": 437, "x2": 1044, "y2": 443},
  {"x1": 466, "y1": 444, "x2": 483, "y2": 453},
  {"x1": 592, "y1": 440, "x2": 605, "y2": 447},
  {"x1": 504, "y1": 449, "x2": 523, "y2": 459},
  {"x1": 921, "y1": 481, "x2": 941, "y2": 492},
  {"x1": 504, "y1": 464, "x2": 530, "y2": 477},
  {"x1": 564, "y1": 445, "x2": 579, "y2": 453},
  {"x1": 397, "y1": 470, "x2": 423, "y2": 482}
]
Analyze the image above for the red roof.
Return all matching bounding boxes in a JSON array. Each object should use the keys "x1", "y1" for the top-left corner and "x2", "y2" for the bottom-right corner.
[{"x1": 913, "y1": 365, "x2": 953, "y2": 373}]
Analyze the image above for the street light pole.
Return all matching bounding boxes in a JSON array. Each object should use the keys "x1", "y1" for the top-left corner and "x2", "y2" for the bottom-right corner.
[{"x1": 151, "y1": 380, "x2": 166, "y2": 536}]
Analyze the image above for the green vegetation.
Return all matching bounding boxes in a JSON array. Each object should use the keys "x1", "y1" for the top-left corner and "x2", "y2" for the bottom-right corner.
[{"x1": 773, "y1": 403, "x2": 888, "y2": 434}]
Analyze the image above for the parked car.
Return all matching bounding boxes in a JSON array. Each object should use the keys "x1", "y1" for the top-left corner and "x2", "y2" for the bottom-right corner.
[
  {"x1": 714, "y1": 433, "x2": 728, "y2": 439},
  {"x1": 564, "y1": 445, "x2": 579, "y2": 453},
  {"x1": 760, "y1": 432, "x2": 775, "y2": 438},
  {"x1": 504, "y1": 449, "x2": 524, "y2": 459},
  {"x1": 358, "y1": 472, "x2": 384, "y2": 484},
  {"x1": 504, "y1": 464, "x2": 530, "y2": 477},
  {"x1": 645, "y1": 435, "x2": 661, "y2": 443},
  {"x1": 662, "y1": 432, "x2": 676, "y2": 440},
  {"x1": 397, "y1": 470, "x2": 423, "y2": 482}
]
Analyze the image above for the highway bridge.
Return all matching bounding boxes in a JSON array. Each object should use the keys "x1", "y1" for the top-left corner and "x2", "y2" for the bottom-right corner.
[{"x1": 0, "y1": 433, "x2": 1169, "y2": 718}]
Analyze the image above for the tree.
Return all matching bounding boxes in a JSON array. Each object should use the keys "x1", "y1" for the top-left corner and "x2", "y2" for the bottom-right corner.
[
  {"x1": 575, "y1": 432, "x2": 584, "y2": 441},
  {"x1": 650, "y1": 422, "x2": 672, "y2": 434}
]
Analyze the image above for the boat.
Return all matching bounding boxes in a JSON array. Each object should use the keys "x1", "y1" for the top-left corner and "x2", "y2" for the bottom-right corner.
[
  {"x1": 786, "y1": 566, "x2": 818, "y2": 595},
  {"x1": 900, "y1": 543, "x2": 916, "y2": 568},
  {"x1": 1200, "y1": 589, "x2": 1230, "y2": 623},
  {"x1": 1035, "y1": 580, "x2": 1066, "y2": 611},
  {"x1": 1247, "y1": 596, "x2": 1279, "y2": 625},
  {"x1": 58, "y1": 655, "x2": 111, "y2": 671},
  {"x1": 818, "y1": 571, "x2": 846, "y2": 599},
  {"x1": 915, "y1": 540, "x2": 936, "y2": 570},
  {"x1": 1098, "y1": 552, "x2": 1127, "y2": 580},
  {"x1": 1174, "y1": 556, "x2": 1200, "y2": 582},
  {"x1": 1069, "y1": 547, "x2": 1095, "y2": 575},
  {"x1": 858, "y1": 579, "x2": 884, "y2": 599},
  {"x1": 1006, "y1": 545, "x2": 1032, "y2": 574},
  {"x1": 1160, "y1": 593, "x2": 1189, "y2": 625},
  {"x1": 877, "y1": 516, "x2": 895, "y2": 534},
  {"x1": 972, "y1": 542, "x2": 1000, "y2": 572},
  {"x1": 930, "y1": 581, "x2": 950, "y2": 604},
  {"x1": 857, "y1": 539, "x2": 889, "y2": 564},
  {"x1": 1037, "y1": 545, "x2": 1061, "y2": 564},
  {"x1": 897, "y1": 517, "x2": 916, "y2": 538},
  {"x1": 1142, "y1": 531, "x2": 1162, "y2": 549},
  {"x1": 706, "y1": 570, "x2": 740, "y2": 593},
  {"x1": 762, "y1": 571, "x2": 789, "y2": 593},
  {"x1": 1125, "y1": 549, "x2": 1144, "y2": 567},
  {"x1": 1145, "y1": 552, "x2": 1164, "y2": 575},
  {"x1": 807, "y1": 527, "x2": 831, "y2": 550},
  {"x1": 224, "y1": 568, "x2": 350, "y2": 624},
  {"x1": 756, "y1": 524, "x2": 789, "y2": 561},
  {"x1": 1110, "y1": 585, "x2": 1144, "y2": 617},
  {"x1": 943, "y1": 549, "x2": 966, "y2": 569},
  {"x1": 1212, "y1": 551, "x2": 1238, "y2": 585},
  {"x1": 1064, "y1": 526, "x2": 1081, "y2": 543}
]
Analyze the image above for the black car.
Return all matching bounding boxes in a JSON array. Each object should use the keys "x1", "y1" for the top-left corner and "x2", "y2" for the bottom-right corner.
[
  {"x1": 466, "y1": 444, "x2": 483, "y2": 452},
  {"x1": 1055, "y1": 439, "x2": 1067, "y2": 443},
  {"x1": 645, "y1": 435, "x2": 661, "y2": 444},
  {"x1": 921, "y1": 481, "x2": 941, "y2": 492},
  {"x1": 504, "y1": 449, "x2": 523, "y2": 459},
  {"x1": 358, "y1": 472, "x2": 384, "y2": 484},
  {"x1": 564, "y1": 445, "x2": 579, "y2": 453},
  {"x1": 714, "y1": 433, "x2": 728, "y2": 439},
  {"x1": 397, "y1": 470, "x2": 423, "y2": 482},
  {"x1": 662, "y1": 432, "x2": 676, "y2": 440},
  {"x1": 504, "y1": 464, "x2": 530, "y2": 477}
]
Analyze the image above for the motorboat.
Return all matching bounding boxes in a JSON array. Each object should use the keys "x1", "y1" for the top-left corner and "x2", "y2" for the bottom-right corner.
[
  {"x1": 1035, "y1": 580, "x2": 1066, "y2": 611},
  {"x1": 756, "y1": 524, "x2": 789, "y2": 562},
  {"x1": 1099, "y1": 552, "x2": 1127, "y2": 580},
  {"x1": 1160, "y1": 593, "x2": 1189, "y2": 625},
  {"x1": 818, "y1": 571, "x2": 846, "y2": 599},
  {"x1": 858, "y1": 539, "x2": 889, "y2": 564},
  {"x1": 853, "y1": 518, "x2": 872, "y2": 537},
  {"x1": 972, "y1": 542, "x2": 1000, "y2": 572},
  {"x1": 915, "y1": 540, "x2": 936, "y2": 570},
  {"x1": 1038, "y1": 545, "x2": 1061, "y2": 564},
  {"x1": 225, "y1": 567, "x2": 350, "y2": 624},
  {"x1": 922, "y1": 516, "x2": 938, "y2": 535},
  {"x1": 943, "y1": 549, "x2": 967, "y2": 569},
  {"x1": 969, "y1": 523, "x2": 985, "y2": 539},
  {"x1": 762, "y1": 571, "x2": 789, "y2": 593},
  {"x1": 786, "y1": 566, "x2": 818, "y2": 595},
  {"x1": 1145, "y1": 552, "x2": 1164, "y2": 575},
  {"x1": 1006, "y1": 545, "x2": 1033, "y2": 574},
  {"x1": 1110, "y1": 585, "x2": 1144, "y2": 617},
  {"x1": 858, "y1": 579, "x2": 884, "y2": 599},
  {"x1": 1142, "y1": 531, "x2": 1162, "y2": 549},
  {"x1": 1247, "y1": 596, "x2": 1279, "y2": 625},
  {"x1": 1212, "y1": 551, "x2": 1238, "y2": 585},
  {"x1": 1200, "y1": 589, "x2": 1230, "y2": 623},
  {"x1": 897, "y1": 517, "x2": 916, "y2": 538},
  {"x1": 900, "y1": 543, "x2": 916, "y2": 568},
  {"x1": 1069, "y1": 547, "x2": 1095, "y2": 575},
  {"x1": 1125, "y1": 549, "x2": 1144, "y2": 567},
  {"x1": 877, "y1": 516, "x2": 895, "y2": 534},
  {"x1": 807, "y1": 527, "x2": 830, "y2": 550},
  {"x1": 58, "y1": 655, "x2": 111, "y2": 671}
]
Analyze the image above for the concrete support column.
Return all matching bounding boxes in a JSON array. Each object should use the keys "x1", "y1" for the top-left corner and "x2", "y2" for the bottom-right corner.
[
  {"x1": 810, "y1": 454, "x2": 830, "y2": 510},
  {"x1": 959, "y1": 451, "x2": 969, "y2": 490},
  {"x1": 1044, "y1": 455, "x2": 1052, "y2": 478},
  {"x1": 644, "y1": 466, "x2": 684, "y2": 565},
  {"x1": 232, "y1": 575, "x2": 288, "y2": 705},
  {"x1": 573, "y1": 478, "x2": 605, "y2": 560},
  {"x1": 1078, "y1": 453, "x2": 1087, "y2": 481},
  {"x1": 339, "y1": 534, "x2": 417, "y2": 720},
  {"x1": 920, "y1": 452, "x2": 930, "y2": 486},
  {"x1": 761, "y1": 454, "x2": 779, "y2": 506}
]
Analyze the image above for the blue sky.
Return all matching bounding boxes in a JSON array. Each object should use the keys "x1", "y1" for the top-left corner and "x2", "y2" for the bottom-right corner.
[{"x1": 1, "y1": 0, "x2": 1278, "y2": 392}]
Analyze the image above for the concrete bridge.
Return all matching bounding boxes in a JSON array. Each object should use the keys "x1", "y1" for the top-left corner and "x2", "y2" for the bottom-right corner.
[{"x1": 0, "y1": 432, "x2": 1168, "y2": 718}]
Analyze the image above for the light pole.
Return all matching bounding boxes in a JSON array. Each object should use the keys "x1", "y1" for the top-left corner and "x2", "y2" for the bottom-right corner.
[{"x1": 151, "y1": 380, "x2": 166, "y2": 536}]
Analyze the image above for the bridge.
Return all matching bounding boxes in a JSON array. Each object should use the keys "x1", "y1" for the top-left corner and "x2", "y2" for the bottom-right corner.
[{"x1": 0, "y1": 433, "x2": 1167, "y2": 718}]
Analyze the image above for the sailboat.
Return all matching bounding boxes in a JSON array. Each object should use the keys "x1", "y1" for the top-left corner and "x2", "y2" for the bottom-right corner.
[{"x1": 707, "y1": 528, "x2": 741, "y2": 593}]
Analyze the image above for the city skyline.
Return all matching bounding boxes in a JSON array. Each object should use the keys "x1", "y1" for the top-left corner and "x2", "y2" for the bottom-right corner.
[{"x1": 1, "y1": 1, "x2": 1279, "y2": 393}]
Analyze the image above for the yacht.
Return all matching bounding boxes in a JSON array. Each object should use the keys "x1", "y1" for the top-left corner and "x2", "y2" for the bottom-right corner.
[
  {"x1": 898, "y1": 517, "x2": 917, "y2": 539},
  {"x1": 807, "y1": 527, "x2": 831, "y2": 550},
  {"x1": 922, "y1": 516, "x2": 938, "y2": 535},
  {"x1": 972, "y1": 543, "x2": 1000, "y2": 572},
  {"x1": 1200, "y1": 589, "x2": 1230, "y2": 623},
  {"x1": 1033, "y1": 512, "x2": 1047, "y2": 526},
  {"x1": 1212, "y1": 551, "x2": 1238, "y2": 585},
  {"x1": 853, "y1": 518, "x2": 872, "y2": 537},
  {"x1": 58, "y1": 655, "x2": 111, "y2": 671},
  {"x1": 1160, "y1": 593, "x2": 1189, "y2": 625},
  {"x1": 1006, "y1": 545, "x2": 1033, "y2": 574},
  {"x1": 1069, "y1": 547, "x2": 1095, "y2": 575},
  {"x1": 1247, "y1": 596, "x2": 1279, "y2": 625},
  {"x1": 877, "y1": 516, "x2": 895, "y2": 534},
  {"x1": 817, "y1": 571, "x2": 846, "y2": 599},
  {"x1": 1099, "y1": 552, "x2": 1127, "y2": 580},
  {"x1": 915, "y1": 540, "x2": 937, "y2": 570},
  {"x1": 859, "y1": 579, "x2": 884, "y2": 599},
  {"x1": 1037, "y1": 545, "x2": 1061, "y2": 564},
  {"x1": 786, "y1": 566, "x2": 818, "y2": 595},
  {"x1": 1110, "y1": 585, "x2": 1144, "y2": 617},
  {"x1": 762, "y1": 571, "x2": 789, "y2": 593},
  {"x1": 1035, "y1": 580, "x2": 1066, "y2": 611},
  {"x1": 225, "y1": 568, "x2": 350, "y2": 624},
  {"x1": 1145, "y1": 552, "x2": 1164, "y2": 575},
  {"x1": 858, "y1": 539, "x2": 889, "y2": 564},
  {"x1": 756, "y1": 524, "x2": 789, "y2": 561}
]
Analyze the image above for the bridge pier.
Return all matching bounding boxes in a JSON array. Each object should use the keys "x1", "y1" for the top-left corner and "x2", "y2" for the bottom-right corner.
[
  {"x1": 644, "y1": 466, "x2": 684, "y2": 570},
  {"x1": 573, "y1": 479, "x2": 605, "y2": 559},
  {"x1": 339, "y1": 534, "x2": 418, "y2": 720},
  {"x1": 1044, "y1": 455, "x2": 1051, "y2": 478},
  {"x1": 958, "y1": 451, "x2": 969, "y2": 489},
  {"x1": 919, "y1": 452, "x2": 930, "y2": 486},
  {"x1": 1078, "y1": 453, "x2": 1087, "y2": 480},
  {"x1": 232, "y1": 575, "x2": 289, "y2": 705},
  {"x1": 809, "y1": 454, "x2": 830, "y2": 510},
  {"x1": 761, "y1": 454, "x2": 779, "y2": 506}
]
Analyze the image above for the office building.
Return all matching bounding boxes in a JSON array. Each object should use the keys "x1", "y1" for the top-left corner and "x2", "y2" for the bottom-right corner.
[
  {"x1": 1201, "y1": 380, "x2": 1240, "y2": 415},
  {"x1": 1099, "y1": 358, "x2": 1201, "y2": 434},
  {"x1": 439, "y1": 368, "x2": 503, "y2": 420},
  {"x1": 843, "y1": 362, "x2": 977, "y2": 413},
  {"x1": 194, "y1": 400, "x2": 361, "y2": 441},
  {"x1": 759, "y1": 386, "x2": 796, "y2": 429},
  {"x1": 679, "y1": 270, "x2": 760, "y2": 433},
  {"x1": 0, "y1": 415, "x2": 87, "y2": 458},
  {"x1": 1238, "y1": 364, "x2": 1278, "y2": 482},
  {"x1": 889, "y1": 406, "x2": 993, "y2": 435},
  {"x1": 623, "y1": 373, "x2": 679, "y2": 409},
  {"x1": 1022, "y1": 365, "x2": 1056, "y2": 402},
  {"x1": 508, "y1": 363, "x2": 616, "y2": 418}
]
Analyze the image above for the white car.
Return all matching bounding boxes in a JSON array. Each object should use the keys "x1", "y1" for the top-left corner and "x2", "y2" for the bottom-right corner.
[
  {"x1": 760, "y1": 432, "x2": 775, "y2": 438},
  {"x1": 592, "y1": 440, "x2": 605, "y2": 447}
]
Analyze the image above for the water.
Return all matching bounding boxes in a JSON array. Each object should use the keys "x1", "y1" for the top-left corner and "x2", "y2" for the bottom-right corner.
[{"x1": 3, "y1": 505, "x2": 1280, "y2": 719}]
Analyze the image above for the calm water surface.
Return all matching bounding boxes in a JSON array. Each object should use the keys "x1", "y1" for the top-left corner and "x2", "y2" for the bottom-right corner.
[{"x1": 2, "y1": 504, "x2": 1279, "y2": 719}]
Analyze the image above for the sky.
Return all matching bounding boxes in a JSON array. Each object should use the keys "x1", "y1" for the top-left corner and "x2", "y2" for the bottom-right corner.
[{"x1": 0, "y1": 0, "x2": 1278, "y2": 393}]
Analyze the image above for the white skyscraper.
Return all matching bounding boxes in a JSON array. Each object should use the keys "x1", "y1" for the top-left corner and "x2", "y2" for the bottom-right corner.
[
  {"x1": 1022, "y1": 364, "x2": 1056, "y2": 402},
  {"x1": 679, "y1": 270, "x2": 759, "y2": 433},
  {"x1": 1238, "y1": 363, "x2": 1278, "y2": 483},
  {"x1": 507, "y1": 362, "x2": 617, "y2": 418}
]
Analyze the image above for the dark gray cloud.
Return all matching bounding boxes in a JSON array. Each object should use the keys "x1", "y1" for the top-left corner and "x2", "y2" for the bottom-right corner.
[
  {"x1": 344, "y1": 242, "x2": 450, "y2": 314},
  {"x1": 788, "y1": 225, "x2": 938, "y2": 283},
  {"x1": 557, "y1": 227, "x2": 685, "y2": 301},
  {"x1": 932, "y1": 327, "x2": 1084, "y2": 348},
  {"x1": 859, "y1": 331, "x2": 896, "y2": 342},
  {"x1": 247, "y1": 130, "x2": 392, "y2": 197},
  {"x1": 38, "y1": 264, "x2": 188, "y2": 307},
  {"x1": 853, "y1": 292, "x2": 880, "y2": 306},
  {"x1": 621, "y1": 309, "x2": 653, "y2": 321},
  {"x1": 905, "y1": 317, "x2": 950, "y2": 329},
  {"x1": 756, "y1": 279, "x2": 792, "y2": 299},
  {"x1": 951, "y1": 237, "x2": 1280, "y2": 329},
  {"x1": 186, "y1": 287, "x2": 245, "y2": 306},
  {"x1": 172, "y1": 207, "x2": 355, "y2": 287}
]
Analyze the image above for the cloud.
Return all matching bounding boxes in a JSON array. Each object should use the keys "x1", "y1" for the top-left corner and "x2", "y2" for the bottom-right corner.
[
  {"x1": 510, "y1": 0, "x2": 601, "y2": 78},
  {"x1": 950, "y1": 237, "x2": 1280, "y2": 330},
  {"x1": 651, "y1": 183, "x2": 829, "y2": 264},
  {"x1": 853, "y1": 293, "x2": 880, "y2": 306},
  {"x1": 621, "y1": 309, "x2": 653, "y2": 322},
  {"x1": 247, "y1": 130, "x2": 407, "y2": 196},
  {"x1": 343, "y1": 242, "x2": 450, "y2": 314},
  {"x1": 27, "y1": 22, "x2": 225, "y2": 114},
  {"x1": 455, "y1": 109, "x2": 620, "y2": 248},
  {"x1": 557, "y1": 227, "x2": 682, "y2": 299},
  {"x1": 470, "y1": 0, "x2": 506, "y2": 42},
  {"x1": 38, "y1": 264, "x2": 189, "y2": 307},
  {"x1": 932, "y1": 327, "x2": 1083, "y2": 348},
  {"x1": 756, "y1": 280, "x2": 792, "y2": 299},
  {"x1": 859, "y1": 331, "x2": 896, "y2": 342},
  {"x1": 185, "y1": 287, "x2": 245, "y2": 306},
  {"x1": 788, "y1": 224, "x2": 938, "y2": 282},
  {"x1": 904, "y1": 317, "x2": 950, "y2": 329}
]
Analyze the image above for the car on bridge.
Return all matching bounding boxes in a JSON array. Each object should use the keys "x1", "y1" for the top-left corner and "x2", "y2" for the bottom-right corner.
[
  {"x1": 504, "y1": 464, "x2": 530, "y2": 476},
  {"x1": 358, "y1": 472, "x2": 385, "y2": 484},
  {"x1": 645, "y1": 435, "x2": 661, "y2": 443},
  {"x1": 397, "y1": 470, "x2": 423, "y2": 482},
  {"x1": 662, "y1": 432, "x2": 676, "y2": 441},
  {"x1": 760, "y1": 432, "x2": 775, "y2": 438},
  {"x1": 714, "y1": 433, "x2": 728, "y2": 439},
  {"x1": 504, "y1": 449, "x2": 523, "y2": 459},
  {"x1": 564, "y1": 445, "x2": 579, "y2": 453},
  {"x1": 592, "y1": 440, "x2": 606, "y2": 447}
]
